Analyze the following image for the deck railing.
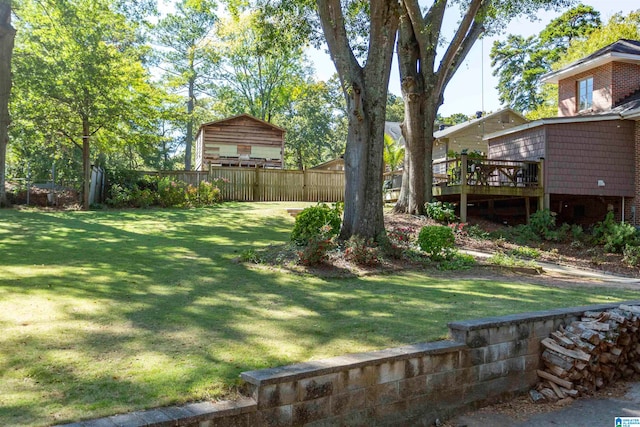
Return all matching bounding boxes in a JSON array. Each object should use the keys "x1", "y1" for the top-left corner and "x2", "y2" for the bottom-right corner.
[{"x1": 432, "y1": 156, "x2": 541, "y2": 188}]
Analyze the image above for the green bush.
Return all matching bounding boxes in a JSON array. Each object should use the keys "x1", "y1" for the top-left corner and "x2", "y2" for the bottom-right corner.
[
  {"x1": 425, "y1": 201, "x2": 457, "y2": 223},
  {"x1": 623, "y1": 244, "x2": 640, "y2": 267},
  {"x1": 291, "y1": 203, "x2": 342, "y2": 244},
  {"x1": 508, "y1": 246, "x2": 540, "y2": 259},
  {"x1": 437, "y1": 251, "x2": 476, "y2": 271},
  {"x1": 593, "y1": 212, "x2": 638, "y2": 253},
  {"x1": 604, "y1": 222, "x2": 637, "y2": 253},
  {"x1": 529, "y1": 209, "x2": 560, "y2": 240},
  {"x1": 487, "y1": 252, "x2": 538, "y2": 269},
  {"x1": 417, "y1": 225, "x2": 455, "y2": 260},
  {"x1": 464, "y1": 224, "x2": 489, "y2": 240},
  {"x1": 157, "y1": 177, "x2": 187, "y2": 207}
]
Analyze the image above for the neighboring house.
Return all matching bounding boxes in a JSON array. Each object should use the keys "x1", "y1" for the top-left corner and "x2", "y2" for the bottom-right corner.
[
  {"x1": 310, "y1": 122, "x2": 403, "y2": 173},
  {"x1": 432, "y1": 108, "x2": 528, "y2": 175},
  {"x1": 194, "y1": 114, "x2": 285, "y2": 171},
  {"x1": 485, "y1": 39, "x2": 640, "y2": 225},
  {"x1": 311, "y1": 157, "x2": 345, "y2": 171}
]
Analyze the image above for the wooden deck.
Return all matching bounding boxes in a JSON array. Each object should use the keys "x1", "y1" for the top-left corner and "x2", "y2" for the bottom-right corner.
[{"x1": 432, "y1": 155, "x2": 545, "y2": 222}]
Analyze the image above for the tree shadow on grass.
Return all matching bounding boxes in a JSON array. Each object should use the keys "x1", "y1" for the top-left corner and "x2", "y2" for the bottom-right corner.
[{"x1": 0, "y1": 205, "x2": 638, "y2": 426}]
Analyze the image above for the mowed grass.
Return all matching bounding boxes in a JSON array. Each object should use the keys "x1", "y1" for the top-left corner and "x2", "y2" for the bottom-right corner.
[{"x1": 0, "y1": 202, "x2": 636, "y2": 426}]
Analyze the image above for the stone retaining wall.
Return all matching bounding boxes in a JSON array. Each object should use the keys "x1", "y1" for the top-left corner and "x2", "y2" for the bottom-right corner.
[{"x1": 61, "y1": 301, "x2": 640, "y2": 427}]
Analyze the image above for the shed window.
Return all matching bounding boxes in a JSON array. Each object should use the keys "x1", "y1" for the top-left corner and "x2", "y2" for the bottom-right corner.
[
  {"x1": 578, "y1": 77, "x2": 593, "y2": 111},
  {"x1": 237, "y1": 145, "x2": 251, "y2": 156}
]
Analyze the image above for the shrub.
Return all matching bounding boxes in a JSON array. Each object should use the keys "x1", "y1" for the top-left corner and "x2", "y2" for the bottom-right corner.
[
  {"x1": 131, "y1": 187, "x2": 155, "y2": 208},
  {"x1": 425, "y1": 200, "x2": 457, "y2": 223},
  {"x1": 417, "y1": 225, "x2": 455, "y2": 260},
  {"x1": 593, "y1": 212, "x2": 638, "y2": 253},
  {"x1": 387, "y1": 227, "x2": 414, "y2": 247},
  {"x1": 298, "y1": 237, "x2": 334, "y2": 266},
  {"x1": 344, "y1": 236, "x2": 380, "y2": 266},
  {"x1": 291, "y1": 203, "x2": 342, "y2": 244},
  {"x1": 239, "y1": 248, "x2": 261, "y2": 264},
  {"x1": 604, "y1": 222, "x2": 637, "y2": 253},
  {"x1": 487, "y1": 252, "x2": 538, "y2": 269},
  {"x1": 528, "y1": 209, "x2": 562, "y2": 241},
  {"x1": 508, "y1": 246, "x2": 540, "y2": 259},
  {"x1": 437, "y1": 251, "x2": 476, "y2": 271},
  {"x1": 623, "y1": 244, "x2": 640, "y2": 267},
  {"x1": 464, "y1": 224, "x2": 489, "y2": 240},
  {"x1": 198, "y1": 180, "x2": 223, "y2": 205},
  {"x1": 157, "y1": 177, "x2": 187, "y2": 207}
]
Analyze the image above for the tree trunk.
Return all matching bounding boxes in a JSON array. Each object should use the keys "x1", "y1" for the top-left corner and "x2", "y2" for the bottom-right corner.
[
  {"x1": 394, "y1": 6, "x2": 427, "y2": 215},
  {"x1": 82, "y1": 118, "x2": 91, "y2": 209},
  {"x1": 340, "y1": 81, "x2": 387, "y2": 240},
  {"x1": 394, "y1": 0, "x2": 480, "y2": 215},
  {"x1": 185, "y1": 77, "x2": 195, "y2": 171},
  {"x1": 316, "y1": 0, "x2": 399, "y2": 242},
  {"x1": 0, "y1": 1, "x2": 15, "y2": 208}
]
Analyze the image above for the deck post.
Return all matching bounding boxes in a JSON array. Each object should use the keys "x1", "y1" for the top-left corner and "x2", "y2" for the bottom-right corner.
[
  {"x1": 525, "y1": 197, "x2": 531, "y2": 223},
  {"x1": 460, "y1": 153, "x2": 468, "y2": 222}
]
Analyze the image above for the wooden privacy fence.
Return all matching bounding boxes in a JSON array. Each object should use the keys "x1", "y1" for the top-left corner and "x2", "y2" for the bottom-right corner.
[{"x1": 146, "y1": 167, "x2": 345, "y2": 202}]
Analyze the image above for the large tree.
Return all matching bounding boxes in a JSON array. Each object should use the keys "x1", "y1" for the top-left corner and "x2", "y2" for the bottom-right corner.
[
  {"x1": 394, "y1": 0, "x2": 575, "y2": 215},
  {"x1": 214, "y1": 11, "x2": 310, "y2": 123},
  {"x1": 280, "y1": 80, "x2": 346, "y2": 170},
  {"x1": 317, "y1": 0, "x2": 400, "y2": 240},
  {"x1": 12, "y1": 0, "x2": 161, "y2": 207},
  {"x1": 490, "y1": 4, "x2": 600, "y2": 114},
  {"x1": 0, "y1": 0, "x2": 14, "y2": 207},
  {"x1": 151, "y1": 0, "x2": 217, "y2": 171},
  {"x1": 558, "y1": 10, "x2": 640, "y2": 67}
]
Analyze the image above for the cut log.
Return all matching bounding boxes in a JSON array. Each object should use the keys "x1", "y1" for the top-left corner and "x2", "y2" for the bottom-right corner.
[
  {"x1": 539, "y1": 388, "x2": 559, "y2": 402},
  {"x1": 537, "y1": 369, "x2": 574, "y2": 389},
  {"x1": 541, "y1": 338, "x2": 591, "y2": 362},
  {"x1": 560, "y1": 387, "x2": 579, "y2": 397},
  {"x1": 549, "y1": 381, "x2": 566, "y2": 398},
  {"x1": 547, "y1": 364, "x2": 568, "y2": 378},
  {"x1": 572, "y1": 321, "x2": 610, "y2": 332},
  {"x1": 542, "y1": 349, "x2": 574, "y2": 371},
  {"x1": 551, "y1": 331, "x2": 575, "y2": 348},
  {"x1": 619, "y1": 304, "x2": 640, "y2": 315}
]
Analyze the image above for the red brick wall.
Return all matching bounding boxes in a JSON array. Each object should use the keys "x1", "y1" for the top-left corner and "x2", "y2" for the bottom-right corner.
[
  {"x1": 558, "y1": 64, "x2": 613, "y2": 117},
  {"x1": 612, "y1": 62, "x2": 640, "y2": 106}
]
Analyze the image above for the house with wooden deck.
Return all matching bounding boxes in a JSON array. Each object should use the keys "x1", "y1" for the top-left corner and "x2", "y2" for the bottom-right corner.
[
  {"x1": 480, "y1": 39, "x2": 640, "y2": 225},
  {"x1": 195, "y1": 114, "x2": 285, "y2": 171}
]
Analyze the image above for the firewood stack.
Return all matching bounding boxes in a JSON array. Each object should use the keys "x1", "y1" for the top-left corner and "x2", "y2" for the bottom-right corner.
[{"x1": 531, "y1": 304, "x2": 640, "y2": 404}]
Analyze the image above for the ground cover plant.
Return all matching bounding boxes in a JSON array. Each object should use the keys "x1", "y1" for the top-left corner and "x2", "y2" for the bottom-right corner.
[{"x1": 0, "y1": 203, "x2": 638, "y2": 426}]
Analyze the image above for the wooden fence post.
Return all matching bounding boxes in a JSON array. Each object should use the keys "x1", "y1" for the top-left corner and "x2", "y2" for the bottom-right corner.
[
  {"x1": 303, "y1": 169, "x2": 309, "y2": 201},
  {"x1": 254, "y1": 166, "x2": 261, "y2": 202}
]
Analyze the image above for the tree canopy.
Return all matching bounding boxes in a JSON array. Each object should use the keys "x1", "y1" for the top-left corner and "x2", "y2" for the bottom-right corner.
[
  {"x1": 490, "y1": 4, "x2": 600, "y2": 114},
  {"x1": 11, "y1": 0, "x2": 164, "y2": 207}
]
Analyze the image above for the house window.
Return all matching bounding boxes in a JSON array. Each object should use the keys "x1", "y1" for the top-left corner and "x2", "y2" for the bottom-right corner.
[{"x1": 578, "y1": 77, "x2": 593, "y2": 111}]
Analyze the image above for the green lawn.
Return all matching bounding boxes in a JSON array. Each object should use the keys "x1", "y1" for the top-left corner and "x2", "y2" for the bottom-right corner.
[{"x1": 0, "y1": 202, "x2": 635, "y2": 426}]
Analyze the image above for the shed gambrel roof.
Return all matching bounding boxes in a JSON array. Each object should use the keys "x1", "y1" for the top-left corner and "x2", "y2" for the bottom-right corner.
[{"x1": 541, "y1": 39, "x2": 640, "y2": 84}]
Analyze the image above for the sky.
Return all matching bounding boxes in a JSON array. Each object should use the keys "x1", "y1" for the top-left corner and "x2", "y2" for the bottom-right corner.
[{"x1": 309, "y1": 0, "x2": 640, "y2": 117}]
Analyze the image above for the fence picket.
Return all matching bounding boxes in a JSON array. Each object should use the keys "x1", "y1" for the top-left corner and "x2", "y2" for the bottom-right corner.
[{"x1": 144, "y1": 168, "x2": 345, "y2": 202}]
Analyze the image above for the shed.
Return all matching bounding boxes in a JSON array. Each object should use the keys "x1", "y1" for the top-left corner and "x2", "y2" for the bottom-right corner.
[{"x1": 195, "y1": 114, "x2": 286, "y2": 171}]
